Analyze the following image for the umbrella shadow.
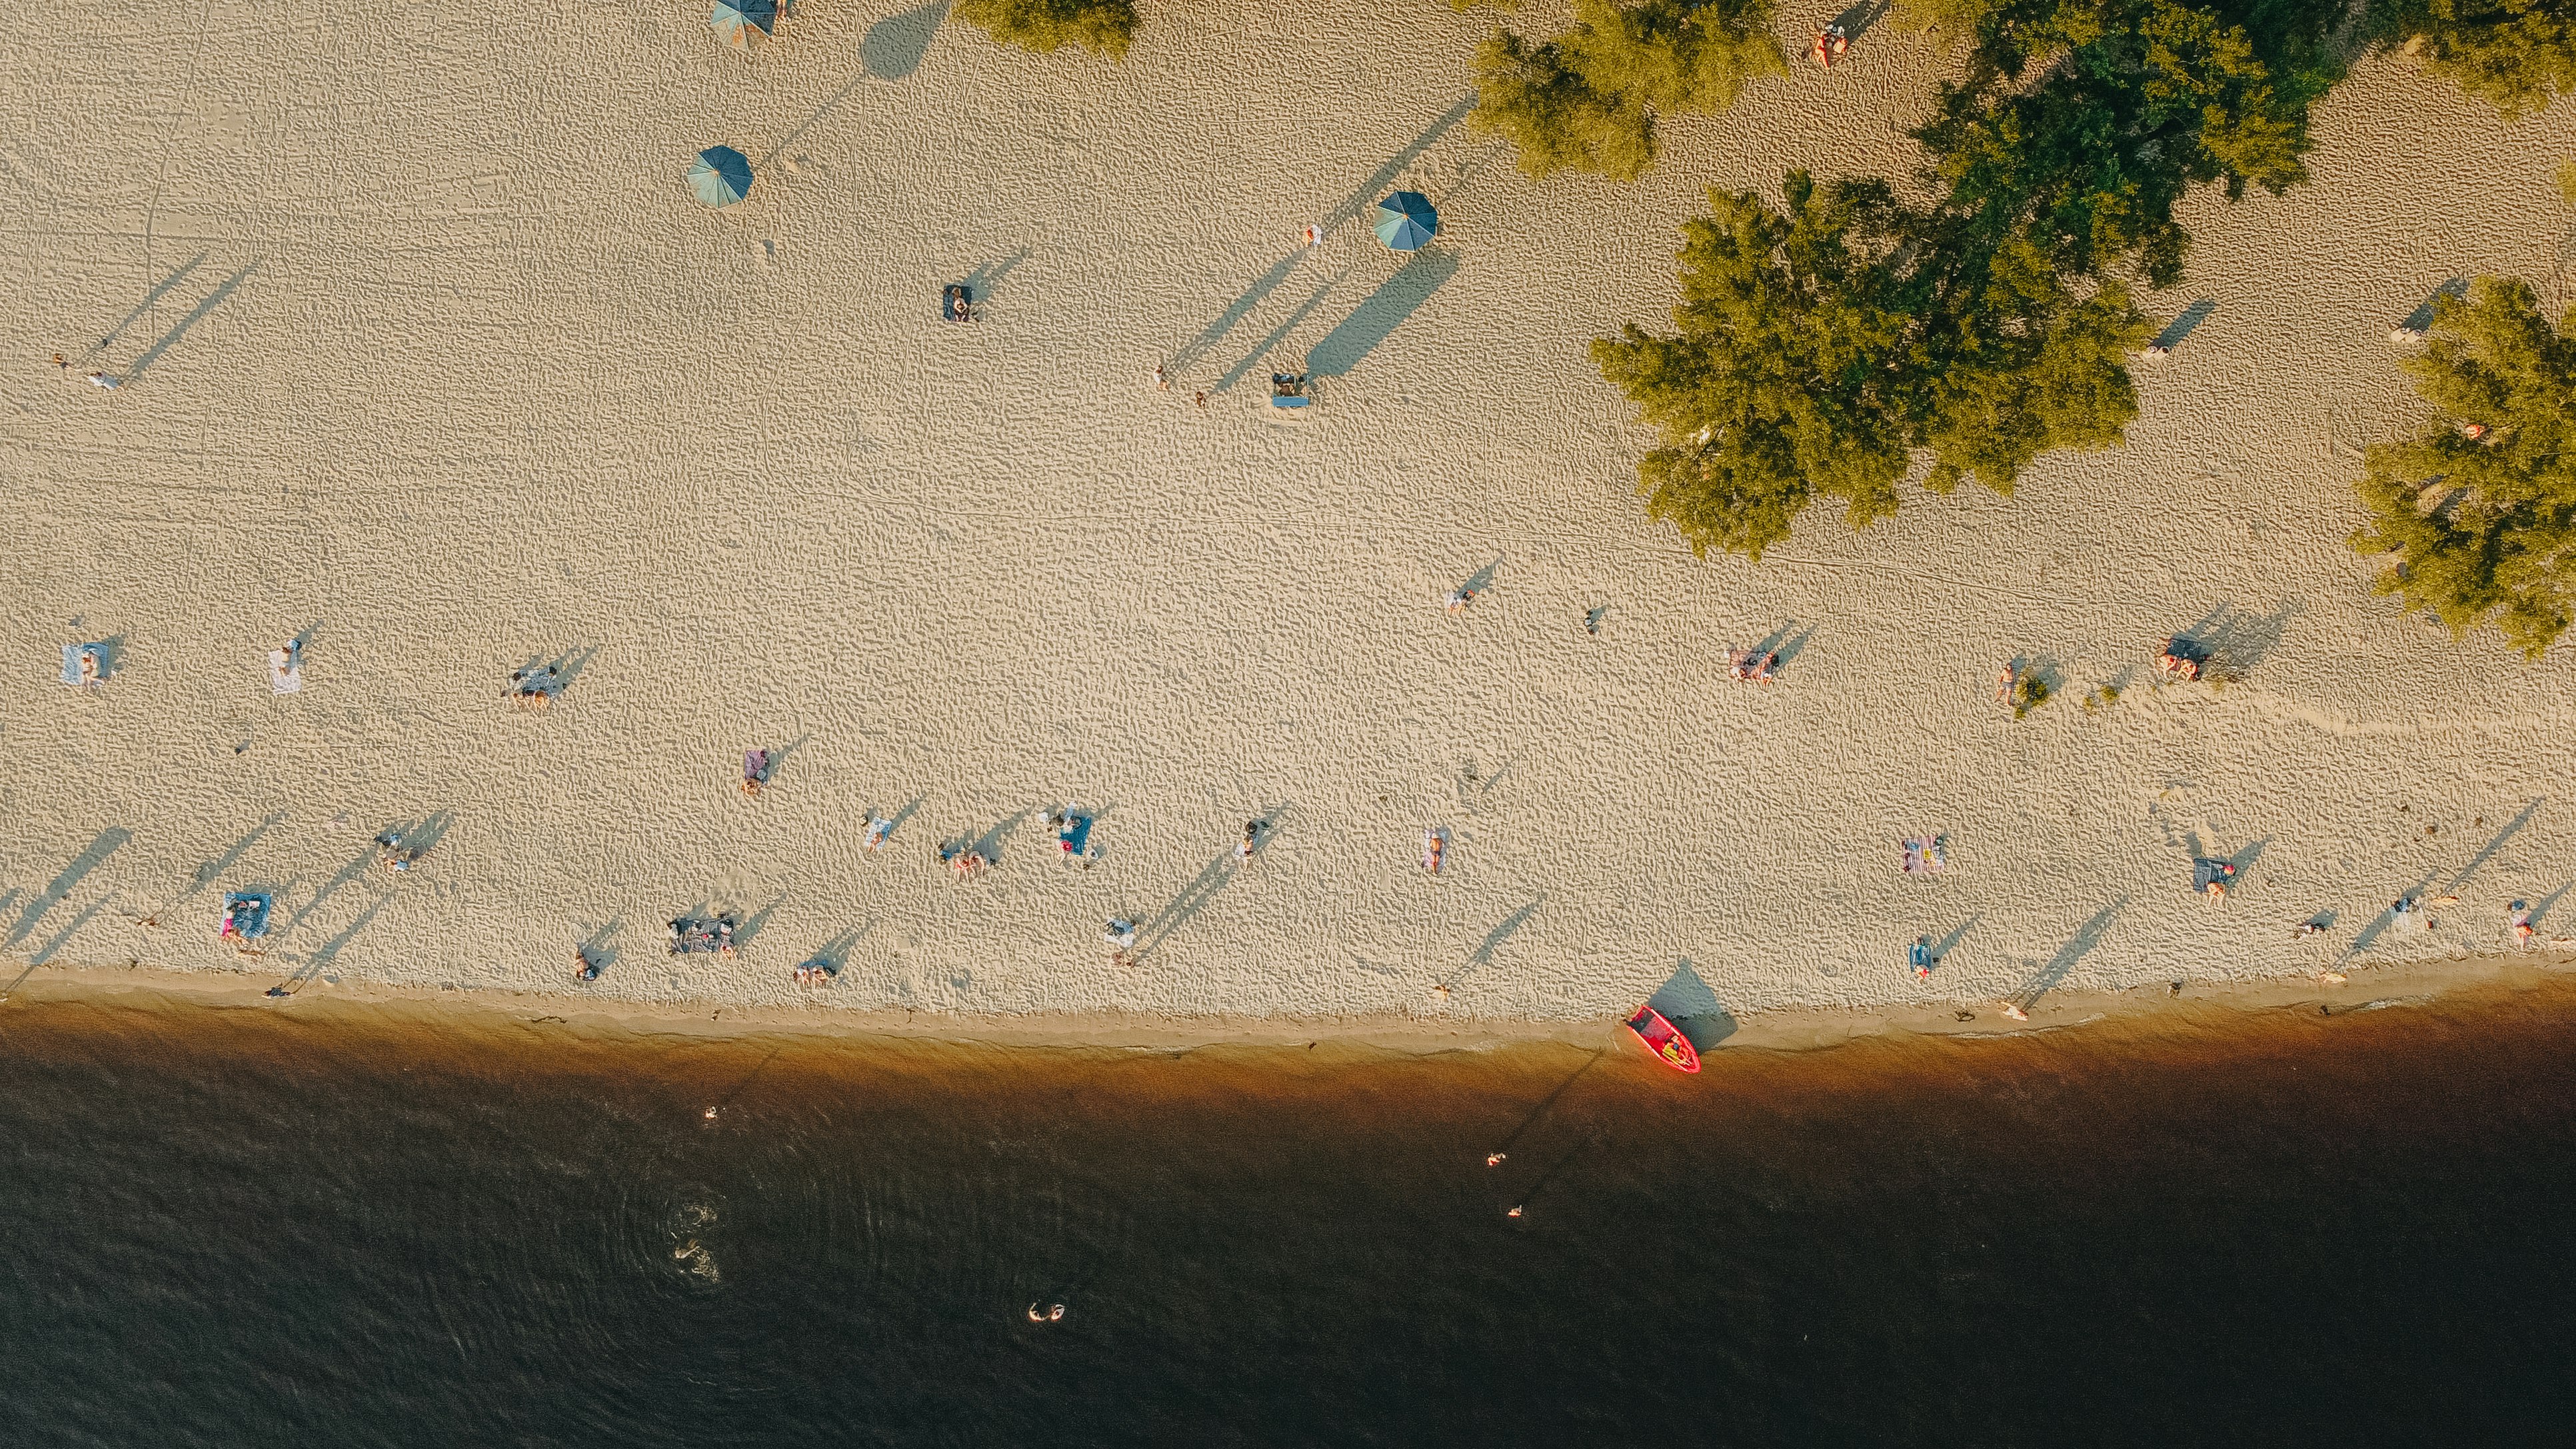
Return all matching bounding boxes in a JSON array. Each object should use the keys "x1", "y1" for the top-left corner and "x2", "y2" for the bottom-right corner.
[
  {"x1": 1132, "y1": 816, "x2": 1274, "y2": 964},
  {"x1": 1830, "y1": 0, "x2": 1894, "y2": 39},
  {"x1": 862, "y1": 0, "x2": 946, "y2": 79},
  {"x1": 2173, "y1": 599, "x2": 2300, "y2": 681},
  {"x1": 2149, "y1": 299, "x2": 2217, "y2": 353},
  {"x1": 2449, "y1": 796, "x2": 2544, "y2": 894},
  {"x1": 961, "y1": 247, "x2": 1031, "y2": 301},
  {"x1": 1320, "y1": 93, "x2": 1476, "y2": 236},
  {"x1": 2011, "y1": 899, "x2": 2126, "y2": 1014},
  {"x1": 1214, "y1": 275, "x2": 1342, "y2": 393},
  {"x1": 273, "y1": 892, "x2": 391, "y2": 994},
  {"x1": 2395, "y1": 277, "x2": 2468, "y2": 337},
  {"x1": 1306, "y1": 250, "x2": 1457, "y2": 378},
  {"x1": 798, "y1": 922, "x2": 873, "y2": 976},
  {"x1": 1172, "y1": 93, "x2": 1472, "y2": 374},
  {"x1": 1445, "y1": 894, "x2": 1544, "y2": 990},
  {"x1": 30, "y1": 890, "x2": 118, "y2": 967},
  {"x1": 88, "y1": 251, "x2": 207, "y2": 360},
  {"x1": 2344, "y1": 872, "x2": 2440, "y2": 962},
  {"x1": 181, "y1": 812, "x2": 284, "y2": 907},
  {"x1": 125, "y1": 261, "x2": 259, "y2": 381},
  {"x1": 7, "y1": 827, "x2": 131, "y2": 950}
]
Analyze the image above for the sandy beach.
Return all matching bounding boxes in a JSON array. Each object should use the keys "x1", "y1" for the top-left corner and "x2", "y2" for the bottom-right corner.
[{"x1": 7, "y1": 0, "x2": 2576, "y2": 1041}]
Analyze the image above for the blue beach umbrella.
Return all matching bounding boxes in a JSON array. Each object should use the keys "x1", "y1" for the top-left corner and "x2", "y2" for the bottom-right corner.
[
  {"x1": 688, "y1": 145, "x2": 754, "y2": 207},
  {"x1": 1373, "y1": 191, "x2": 1438, "y2": 251},
  {"x1": 710, "y1": 0, "x2": 778, "y2": 48}
]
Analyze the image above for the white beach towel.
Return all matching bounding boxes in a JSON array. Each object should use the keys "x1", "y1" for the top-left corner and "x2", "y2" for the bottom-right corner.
[
  {"x1": 267, "y1": 647, "x2": 303, "y2": 694},
  {"x1": 59, "y1": 643, "x2": 105, "y2": 687}
]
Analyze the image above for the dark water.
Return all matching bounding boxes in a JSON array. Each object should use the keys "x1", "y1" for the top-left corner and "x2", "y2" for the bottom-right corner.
[{"x1": 5, "y1": 987, "x2": 2576, "y2": 1447}]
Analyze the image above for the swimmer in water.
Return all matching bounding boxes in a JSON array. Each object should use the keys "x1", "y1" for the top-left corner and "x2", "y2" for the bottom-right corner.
[
  {"x1": 1506, "y1": 1205, "x2": 1524, "y2": 1218},
  {"x1": 702, "y1": 1106, "x2": 718, "y2": 1121},
  {"x1": 1485, "y1": 1152, "x2": 1505, "y2": 1167}
]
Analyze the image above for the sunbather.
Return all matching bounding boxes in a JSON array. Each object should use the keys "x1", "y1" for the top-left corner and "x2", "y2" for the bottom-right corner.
[
  {"x1": 1444, "y1": 588, "x2": 1476, "y2": 613},
  {"x1": 1422, "y1": 828, "x2": 1446, "y2": 874},
  {"x1": 2510, "y1": 901, "x2": 2535, "y2": 945},
  {"x1": 742, "y1": 749, "x2": 771, "y2": 796},
  {"x1": 1908, "y1": 935, "x2": 1935, "y2": 980},
  {"x1": 863, "y1": 814, "x2": 894, "y2": 851}
]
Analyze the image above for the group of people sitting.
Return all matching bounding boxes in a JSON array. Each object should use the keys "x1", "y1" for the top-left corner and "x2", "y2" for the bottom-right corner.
[
  {"x1": 506, "y1": 662, "x2": 567, "y2": 711},
  {"x1": 1812, "y1": 21, "x2": 1850, "y2": 65},
  {"x1": 666, "y1": 913, "x2": 739, "y2": 956},
  {"x1": 937, "y1": 841, "x2": 992, "y2": 878},
  {"x1": 790, "y1": 959, "x2": 834, "y2": 988},
  {"x1": 2154, "y1": 637, "x2": 2209, "y2": 682},
  {"x1": 1726, "y1": 648, "x2": 1781, "y2": 684},
  {"x1": 375, "y1": 827, "x2": 429, "y2": 872}
]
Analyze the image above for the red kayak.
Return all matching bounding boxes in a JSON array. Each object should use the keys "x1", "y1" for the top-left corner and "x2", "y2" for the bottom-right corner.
[{"x1": 1624, "y1": 1004, "x2": 1701, "y2": 1074}]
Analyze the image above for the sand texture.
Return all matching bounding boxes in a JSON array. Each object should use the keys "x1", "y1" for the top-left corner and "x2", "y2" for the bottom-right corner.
[{"x1": 7, "y1": 1, "x2": 2576, "y2": 1032}]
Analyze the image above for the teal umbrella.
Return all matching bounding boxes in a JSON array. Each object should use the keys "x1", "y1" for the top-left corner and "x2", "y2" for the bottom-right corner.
[
  {"x1": 688, "y1": 146, "x2": 754, "y2": 207},
  {"x1": 710, "y1": 0, "x2": 778, "y2": 47},
  {"x1": 1374, "y1": 191, "x2": 1438, "y2": 251}
]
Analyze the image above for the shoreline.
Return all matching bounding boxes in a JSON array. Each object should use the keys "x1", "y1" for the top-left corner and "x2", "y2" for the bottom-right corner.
[{"x1": 11, "y1": 946, "x2": 2568, "y2": 1059}]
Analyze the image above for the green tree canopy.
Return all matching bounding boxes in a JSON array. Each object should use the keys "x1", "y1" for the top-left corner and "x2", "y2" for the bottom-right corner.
[
  {"x1": 2352, "y1": 278, "x2": 2576, "y2": 657},
  {"x1": 2371, "y1": 0, "x2": 2576, "y2": 115},
  {"x1": 954, "y1": 0, "x2": 1138, "y2": 59},
  {"x1": 1592, "y1": 0, "x2": 2348, "y2": 553},
  {"x1": 1471, "y1": 0, "x2": 1785, "y2": 181},
  {"x1": 1594, "y1": 174, "x2": 1918, "y2": 557},
  {"x1": 1596, "y1": 173, "x2": 2151, "y2": 557}
]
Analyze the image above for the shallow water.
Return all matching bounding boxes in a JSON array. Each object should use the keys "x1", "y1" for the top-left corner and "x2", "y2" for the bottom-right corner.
[{"x1": 4, "y1": 986, "x2": 2575, "y2": 1446}]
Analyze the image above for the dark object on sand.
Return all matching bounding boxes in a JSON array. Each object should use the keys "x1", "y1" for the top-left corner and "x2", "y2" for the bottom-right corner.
[
  {"x1": 220, "y1": 891, "x2": 273, "y2": 948},
  {"x1": 2192, "y1": 857, "x2": 2238, "y2": 897},
  {"x1": 667, "y1": 912, "x2": 740, "y2": 956}
]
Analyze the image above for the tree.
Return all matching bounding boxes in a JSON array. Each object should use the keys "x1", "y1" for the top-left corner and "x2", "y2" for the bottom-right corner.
[
  {"x1": 1593, "y1": 173, "x2": 1920, "y2": 559},
  {"x1": 2351, "y1": 278, "x2": 2576, "y2": 657},
  {"x1": 2371, "y1": 0, "x2": 2576, "y2": 116},
  {"x1": 1910, "y1": 0, "x2": 2346, "y2": 289},
  {"x1": 954, "y1": 0, "x2": 1138, "y2": 59},
  {"x1": 1472, "y1": 0, "x2": 1784, "y2": 181}
]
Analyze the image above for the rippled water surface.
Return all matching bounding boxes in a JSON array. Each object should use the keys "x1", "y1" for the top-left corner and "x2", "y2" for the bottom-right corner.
[{"x1": 5, "y1": 986, "x2": 2576, "y2": 1446}]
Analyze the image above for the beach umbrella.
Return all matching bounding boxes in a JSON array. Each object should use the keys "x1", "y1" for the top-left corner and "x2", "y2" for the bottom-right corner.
[
  {"x1": 688, "y1": 145, "x2": 754, "y2": 207},
  {"x1": 1374, "y1": 191, "x2": 1438, "y2": 251},
  {"x1": 710, "y1": 0, "x2": 778, "y2": 48}
]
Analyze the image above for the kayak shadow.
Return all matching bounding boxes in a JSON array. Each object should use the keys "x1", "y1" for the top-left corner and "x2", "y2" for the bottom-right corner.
[{"x1": 1647, "y1": 957, "x2": 1737, "y2": 1052}]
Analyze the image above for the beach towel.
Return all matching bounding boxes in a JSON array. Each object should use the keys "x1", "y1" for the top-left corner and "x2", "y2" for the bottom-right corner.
[
  {"x1": 1058, "y1": 814, "x2": 1093, "y2": 858},
  {"x1": 60, "y1": 643, "x2": 107, "y2": 687},
  {"x1": 267, "y1": 647, "x2": 302, "y2": 694},
  {"x1": 1901, "y1": 836, "x2": 1948, "y2": 875}
]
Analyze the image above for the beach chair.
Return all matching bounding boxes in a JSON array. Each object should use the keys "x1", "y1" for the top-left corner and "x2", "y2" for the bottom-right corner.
[
  {"x1": 1270, "y1": 373, "x2": 1311, "y2": 411},
  {"x1": 59, "y1": 642, "x2": 108, "y2": 688},
  {"x1": 942, "y1": 285, "x2": 975, "y2": 323}
]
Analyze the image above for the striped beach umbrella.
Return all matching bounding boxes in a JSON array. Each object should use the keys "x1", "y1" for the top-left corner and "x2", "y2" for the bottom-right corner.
[
  {"x1": 710, "y1": 0, "x2": 778, "y2": 48},
  {"x1": 687, "y1": 145, "x2": 754, "y2": 207},
  {"x1": 1373, "y1": 191, "x2": 1438, "y2": 251}
]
